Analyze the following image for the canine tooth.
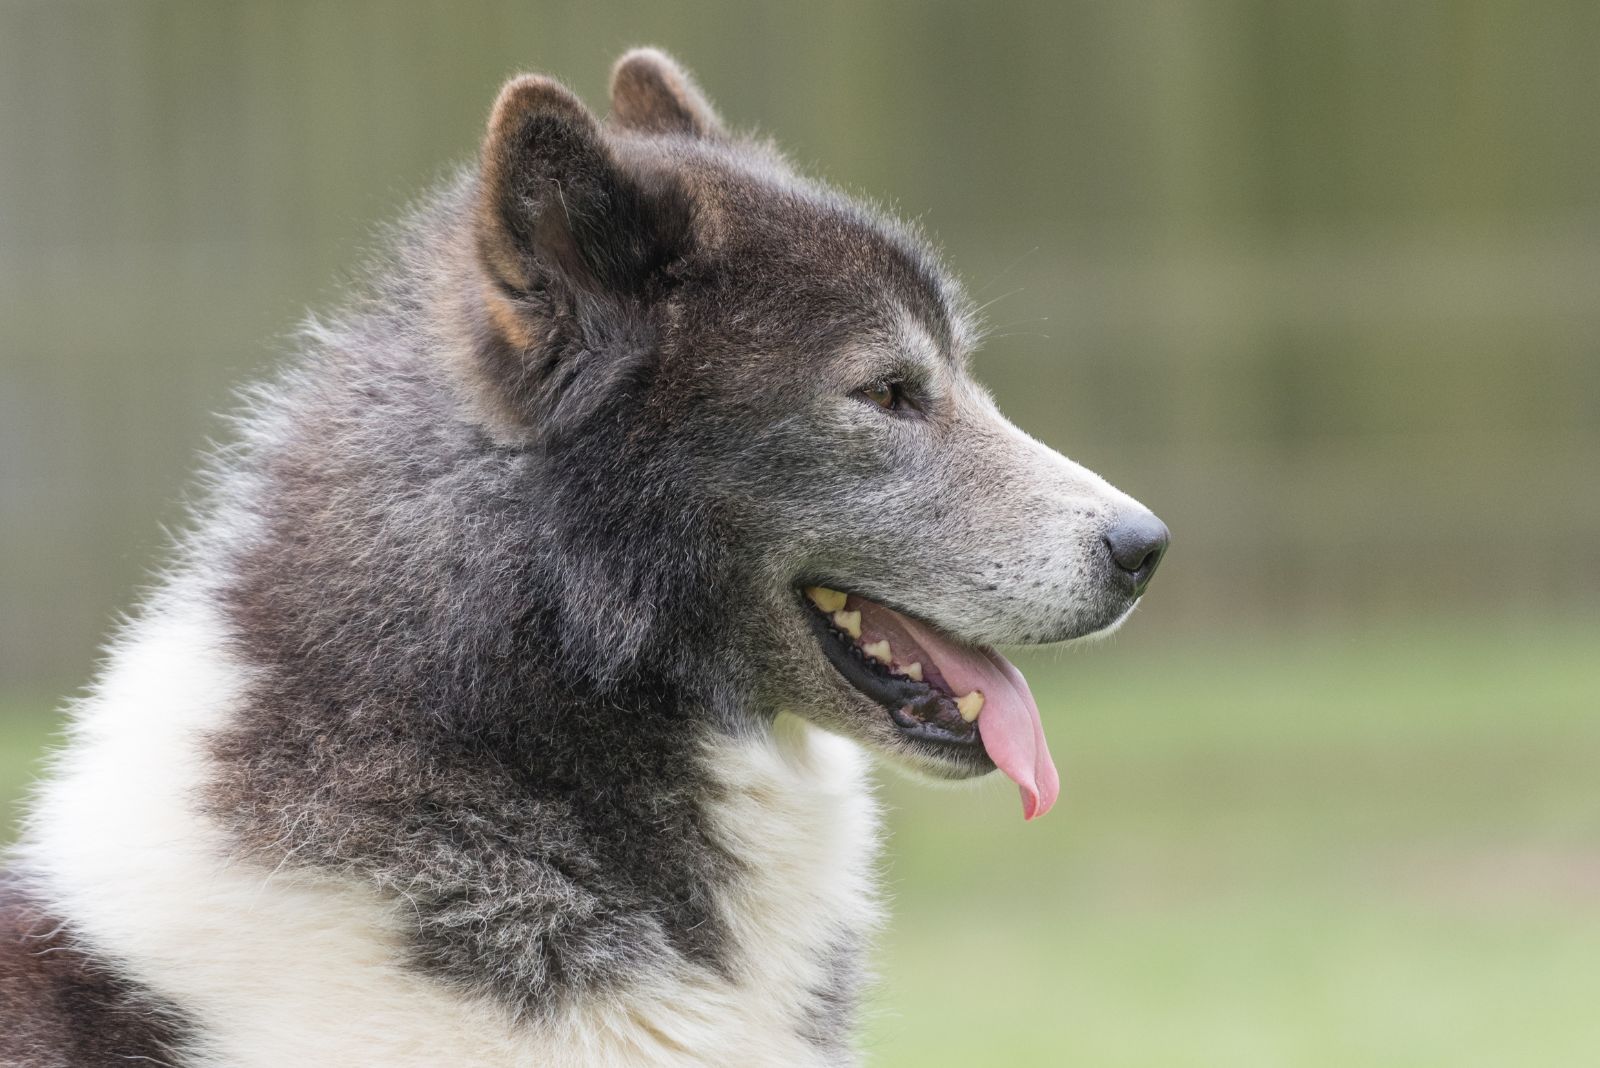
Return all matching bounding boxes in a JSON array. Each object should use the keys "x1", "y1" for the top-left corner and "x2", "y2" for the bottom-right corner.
[
  {"x1": 863, "y1": 640, "x2": 892, "y2": 664},
  {"x1": 805, "y1": 586, "x2": 848, "y2": 613},
  {"x1": 831, "y1": 609, "x2": 862, "y2": 639},
  {"x1": 901, "y1": 661, "x2": 923, "y2": 682},
  {"x1": 956, "y1": 691, "x2": 985, "y2": 722}
]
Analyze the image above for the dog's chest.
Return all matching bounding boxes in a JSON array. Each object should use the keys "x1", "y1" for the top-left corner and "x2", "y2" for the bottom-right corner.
[
  {"x1": 27, "y1": 603, "x2": 883, "y2": 1065},
  {"x1": 500, "y1": 723, "x2": 886, "y2": 1064},
  {"x1": 457, "y1": 723, "x2": 884, "y2": 1066},
  {"x1": 245, "y1": 721, "x2": 885, "y2": 1067},
  {"x1": 427, "y1": 722, "x2": 884, "y2": 1065},
  {"x1": 696, "y1": 718, "x2": 884, "y2": 1006}
]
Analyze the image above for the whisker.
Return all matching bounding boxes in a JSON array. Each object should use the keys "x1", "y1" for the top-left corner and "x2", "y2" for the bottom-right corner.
[{"x1": 973, "y1": 246, "x2": 1041, "y2": 296}]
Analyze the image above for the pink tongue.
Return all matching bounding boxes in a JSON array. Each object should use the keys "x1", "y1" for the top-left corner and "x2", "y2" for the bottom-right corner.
[{"x1": 850, "y1": 600, "x2": 1061, "y2": 820}]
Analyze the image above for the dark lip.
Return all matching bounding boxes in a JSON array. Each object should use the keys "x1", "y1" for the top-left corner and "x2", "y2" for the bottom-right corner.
[{"x1": 799, "y1": 589, "x2": 993, "y2": 770}]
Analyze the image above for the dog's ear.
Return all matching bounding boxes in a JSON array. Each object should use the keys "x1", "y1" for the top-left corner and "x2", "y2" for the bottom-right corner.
[
  {"x1": 608, "y1": 49, "x2": 724, "y2": 139},
  {"x1": 468, "y1": 75, "x2": 693, "y2": 438},
  {"x1": 475, "y1": 74, "x2": 691, "y2": 298}
]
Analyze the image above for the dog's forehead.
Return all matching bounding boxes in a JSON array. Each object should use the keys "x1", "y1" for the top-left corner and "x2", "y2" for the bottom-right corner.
[
  {"x1": 769, "y1": 198, "x2": 970, "y2": 358},
  {"x1": 657, "y1": 143, "x2": 975, "y2": 359}
]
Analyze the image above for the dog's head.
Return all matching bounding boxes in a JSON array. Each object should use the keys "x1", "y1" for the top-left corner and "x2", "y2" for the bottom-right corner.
[{"x1": 458, "y1": 51, "x2": 1167, "y2": 819}]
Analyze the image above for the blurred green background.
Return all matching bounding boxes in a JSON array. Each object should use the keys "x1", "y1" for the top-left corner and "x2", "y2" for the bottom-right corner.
[{"x1": 2, "y1": 2, "x2": 1597, "y2": 1064}]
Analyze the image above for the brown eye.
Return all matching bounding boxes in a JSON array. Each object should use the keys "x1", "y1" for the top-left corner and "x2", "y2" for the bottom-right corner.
[{"x1": 860, "y1": 381, "x2": 901, "y2": 411}]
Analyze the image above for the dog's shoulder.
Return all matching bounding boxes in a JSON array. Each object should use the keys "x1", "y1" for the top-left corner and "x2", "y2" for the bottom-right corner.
[{"x1": 0, "y1": 869, "x2": 194, "y2": 1068}]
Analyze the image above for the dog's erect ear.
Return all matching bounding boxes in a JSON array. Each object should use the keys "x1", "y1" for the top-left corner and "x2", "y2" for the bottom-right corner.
[
  {"x1": 475, "y1": 74, "x2": 690, "y2": 298},
  {"x1": 609, "y1": 49, "x2": 724, "y2": 139},
  {"x1": 467, "y1": 75, "x2": 694, "y2": 439}
]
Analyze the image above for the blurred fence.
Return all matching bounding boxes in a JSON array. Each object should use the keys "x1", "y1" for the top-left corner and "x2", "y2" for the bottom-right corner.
[{"x1": 3, "y1": 0, "x2": 1598, "y2": 689}]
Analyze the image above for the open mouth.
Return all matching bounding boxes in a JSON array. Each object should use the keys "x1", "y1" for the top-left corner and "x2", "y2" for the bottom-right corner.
[{"x1": 801, "y1": 585, "x2": 1061, "y2": 820}]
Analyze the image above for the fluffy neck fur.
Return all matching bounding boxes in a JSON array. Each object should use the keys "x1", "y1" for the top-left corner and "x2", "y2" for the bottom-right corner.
[{"x1": 20, "y1": 178, "x2": 884, "y2": 1066}]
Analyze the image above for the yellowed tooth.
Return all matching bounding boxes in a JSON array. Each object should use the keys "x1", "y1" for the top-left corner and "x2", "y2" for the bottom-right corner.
[
  {"x1": 805, "y1": 586, "x2": 848, "y2": 613},
  {"x1": 831, "y1": 609, "x2": 862, "y2": 639},
  {"x1": 901, "y1": 661, "x2": 923, "y2": 682},
  {"x1": 956, "y1": 690, "x2": 985, "y2": 722},
  {"x1": 863, "y1": 639, "x2": 892, "y2": 664}
]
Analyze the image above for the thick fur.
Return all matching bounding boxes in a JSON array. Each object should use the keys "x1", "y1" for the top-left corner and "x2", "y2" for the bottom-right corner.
[
  {"x1": 16, "y1": 591, "x2": 877, "y2": 1066},
  {"x1": 0, "y1": 872, "x2": 193, "y2": 1067},
  {"x1": 5, "y1": 49, "x2": 1157, "y2": 1065}
]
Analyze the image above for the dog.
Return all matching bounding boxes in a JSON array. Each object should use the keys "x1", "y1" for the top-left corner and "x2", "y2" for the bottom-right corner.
[{"x1": 0, "y1": 49, "x2": 1167, "y2": 1067}]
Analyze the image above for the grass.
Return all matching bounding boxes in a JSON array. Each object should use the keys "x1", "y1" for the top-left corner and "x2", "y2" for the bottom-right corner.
[
  {"x1": 3, "y1": 618, "x2": 1597, "y2": 1065},
  {"x1": 0, "y1": 693, "x2": 58, "y2": 845},
  {"x1": 868, "y1": 620, "x2": 1600, "y2": 1066}
]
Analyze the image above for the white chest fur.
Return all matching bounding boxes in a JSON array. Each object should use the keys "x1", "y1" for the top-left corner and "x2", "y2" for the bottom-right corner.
[{"x1": 21, "y1": 601, "x2": 881, "y2": 1067}]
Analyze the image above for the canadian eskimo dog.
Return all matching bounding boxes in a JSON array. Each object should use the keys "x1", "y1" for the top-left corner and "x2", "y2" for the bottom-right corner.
[{"x1": 1, "y1": 49, "x2": 1167, "y2": 1067}]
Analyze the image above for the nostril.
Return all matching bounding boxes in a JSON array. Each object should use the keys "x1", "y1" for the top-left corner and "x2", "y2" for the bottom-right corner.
[
  {"x1": 1103, "y1": 511, "x2": 1170, "y2": 594},
  {"x1": 1116, "y1": 543, "x2": 1158, "y2": 574}
]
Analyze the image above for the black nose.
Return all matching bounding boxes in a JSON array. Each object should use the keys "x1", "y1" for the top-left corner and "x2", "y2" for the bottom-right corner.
[{"x1": 1104, "y1": 511, "x2": 1170, "y2": 595}]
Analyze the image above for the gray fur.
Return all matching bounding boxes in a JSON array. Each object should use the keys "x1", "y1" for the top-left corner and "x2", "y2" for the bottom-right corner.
[
  {"x1": 0, "y1": 872, "x2": 194, "y2": 1067},
  {"x1": 202, "y1": 68, "x2": 983, "y2": 1023},
  {"x1": 796, "y1": 936, "x2": 868, "y2": 1057},
  {"x1": 9, "y1": 49, "x2": 1163, "y2": 1062}
]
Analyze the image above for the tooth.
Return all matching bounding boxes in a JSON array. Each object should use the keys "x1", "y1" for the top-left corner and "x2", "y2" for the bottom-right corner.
[
  {"x1": 956, "y1": 691, "x2": 985, "y2": 722},
  {"x1": 901, "y1": 661, "x2": 923, "y2": 682},
  {"x1": 805, "y1": 587, "x2": 848, "y2": 613},
  {"x1": 862, "y1": 640, "x2": 891, "y2": 664},
  {"x1": 831, "y1": 609, "x2": 862, "y2": 639}
]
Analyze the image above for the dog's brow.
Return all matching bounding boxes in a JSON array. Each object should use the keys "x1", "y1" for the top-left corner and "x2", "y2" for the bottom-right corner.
[{"x1": 895, "y1": 312, "x2": 947, "y2": 369}]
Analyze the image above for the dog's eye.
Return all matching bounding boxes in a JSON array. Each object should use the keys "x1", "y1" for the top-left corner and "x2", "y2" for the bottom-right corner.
[{"x1": 859, "y1": 381, "x2": 902, "y2": 411}]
